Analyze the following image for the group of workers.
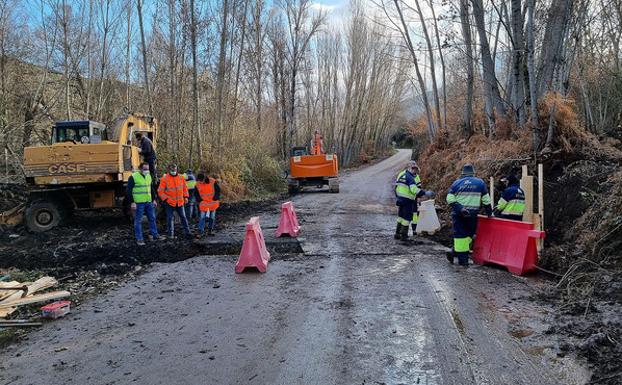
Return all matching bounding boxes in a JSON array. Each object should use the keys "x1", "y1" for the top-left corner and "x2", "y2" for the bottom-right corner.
[
  {"x1": 394, "y1": 161, "x2": 525, "y2": 267},
  {"x1": 128, "y1": 133, "x2": 221, "y2": 245}
]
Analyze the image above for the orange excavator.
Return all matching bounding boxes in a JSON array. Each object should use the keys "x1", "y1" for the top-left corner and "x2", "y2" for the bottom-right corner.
[{"x1": 287, "y1": 131, "x2": 339, "y2": 194}]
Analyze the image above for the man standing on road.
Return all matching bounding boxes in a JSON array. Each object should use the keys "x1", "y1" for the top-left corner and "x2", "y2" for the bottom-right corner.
[
  {"x1": 126, "y1": 162, "x2": 162, "y2": 246},
  {"x1": 410, "y1": 163, "x2": 423, "y2": 231},
  {"x1": 195, "y1": 173, "x2": 221, "y2": 237},
  {"x1": 394, "y1": 161, "x2": 427, "y2": 242},
  {"x1": 158, "y1": 163, "x2": 192, "y2": 239},
  {"x1": 494, "y1": 174, "x2": 525, "y2": 221},
  {"x1": 446, "y1": 164, "x2": 493, "y2": 266},
  {"x1": 183, "y1": 169, "x2": 198, "y2": 220},
  {"x1": 135, "y1": 132, "x2": 157, "y2": 178}
]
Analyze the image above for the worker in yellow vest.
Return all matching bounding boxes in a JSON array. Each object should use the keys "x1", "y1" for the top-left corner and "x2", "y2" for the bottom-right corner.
[
  {"x1": 126, "y1": 162, "x2": 161, "y2": 245},
  {"x1": 194, "y1": 173, "x2": 221, "y2": 236},
  {"x1": 183, "y1": 169, "x2": 198, "y2": 220}
]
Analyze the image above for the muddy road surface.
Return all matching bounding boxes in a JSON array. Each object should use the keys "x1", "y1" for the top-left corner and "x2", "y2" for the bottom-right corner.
[{"x1": 0, "y1": 150, "x2": 589, "y2": 385}]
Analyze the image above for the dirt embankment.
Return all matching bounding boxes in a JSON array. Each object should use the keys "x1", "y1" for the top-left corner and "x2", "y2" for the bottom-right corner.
[{"x1": 416, "y1": 130, "x2": 622, "y2": 384}]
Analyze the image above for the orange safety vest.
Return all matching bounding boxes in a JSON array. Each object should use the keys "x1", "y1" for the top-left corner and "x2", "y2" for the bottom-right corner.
[
  {"x1": 158, "y1": 173, "x2": 189, "y2": 207},
  {"x1": 311, "y1": 132, "x2": 323, "y2": 155},
  {"x1": 196, "y1": 181, "x2": 220, "y2": 212}
]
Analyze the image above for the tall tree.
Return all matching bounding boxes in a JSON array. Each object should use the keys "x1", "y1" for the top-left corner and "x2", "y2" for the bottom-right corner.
[
  {"x1": 136, "y1": 0, "x2": 152, "y2": 115},
  {"x1": 471, "y1": 0, "x2": 507, "y2": 136},
  {"x1": 459, "y1": 0, "x2": 474, "y2": 137}
]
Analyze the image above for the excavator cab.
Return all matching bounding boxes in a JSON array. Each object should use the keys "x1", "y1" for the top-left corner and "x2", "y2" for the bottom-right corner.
[
  {"x1": 291, "y1": 147, "x2": 308, "y2": 157},
  {"x1": 52, "y1": 121, "x2": 108, "y2": 145}
]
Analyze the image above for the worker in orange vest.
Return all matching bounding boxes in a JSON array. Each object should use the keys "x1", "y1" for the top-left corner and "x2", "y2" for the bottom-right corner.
[
  {"x1": 195, "y1": 173, "x2": 221, "y2": 236},
  {"x1": 310, "y1": 130, "x2": 324, "y2": 155},
  {"x1": 158, "y1": 163, "x2": 191, "y2": 238}
]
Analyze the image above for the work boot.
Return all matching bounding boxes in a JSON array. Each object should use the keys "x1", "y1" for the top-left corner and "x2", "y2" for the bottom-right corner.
[
  {"x1": 136, "y1": 240, "x2": 146, "y2": 246},
  {"x1": 394, "y1": 224, "x2": 402, "y2": 240},
  {"x1": 207, "y1": 229, "x2": 215, "y2": 236},
  {"x1": 457, "y1": 253, "x2": 470, "y2": 267},
  {"x1": 400, "y1": 225, "x2": 410, "y2": 244},
  {"x1": 446, "y1": 251, "x2": 454, "y2": 264}
]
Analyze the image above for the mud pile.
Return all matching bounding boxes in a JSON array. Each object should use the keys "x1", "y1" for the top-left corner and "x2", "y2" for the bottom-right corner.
[{"x1": 0, "y1": 197, "x2": 282, "y2": 276}]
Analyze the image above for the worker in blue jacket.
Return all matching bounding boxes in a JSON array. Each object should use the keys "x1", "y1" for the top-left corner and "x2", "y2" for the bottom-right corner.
[
  {"x1": 446, "y1": 164, "x2": 492, "y2": 266},
  {"x1": 395, "y1": 161, "x2": 429, "y2": 242},
  {"x1": 494, "y1": 174, "x2": 526, "y2": 221}
]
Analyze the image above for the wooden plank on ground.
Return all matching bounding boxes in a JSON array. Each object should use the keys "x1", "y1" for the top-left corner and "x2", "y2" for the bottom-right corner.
[
  {"x1": 0, "y1": 281, "x2": 22, "y2": 302},
  {"x1": 0, "y1": 291, "x2": 70, "y2": 309},
  {"x1": 0, "y1": 277, "x2": 57, "y2": 306},
  {"x1": 0, "y1": 307, "x2": 16, "y2": 318}
]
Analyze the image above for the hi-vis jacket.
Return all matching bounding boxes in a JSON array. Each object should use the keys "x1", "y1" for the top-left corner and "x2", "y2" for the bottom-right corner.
[
  {"x1": 395, "y1": 169, "x2": 424, "y2": 204},
  {"x1": 196, "y1": 180, "x2": 220, "y2": 212},
  {"x1": 158, "y1": 173, "x2": 189, "y2": 207},
  {"x1": 496, "y1": 184, "x2": 525, "y2": 218},
  {"x1": 446, "y1": 176, "x2": 492, "y2": 216}
]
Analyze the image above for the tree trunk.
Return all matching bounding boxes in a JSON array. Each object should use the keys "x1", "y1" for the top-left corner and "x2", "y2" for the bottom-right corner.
[
  {"x1": 61, "y1": 0, "x2": 72, "y2": 119},
  {"x1": 125, "y1": 0, "x2": 132, "y2": 111},
  {"x1": 215, "y1": 0, "x2": 229, "y2": 152},
  {"x1": 189, "y1": 0, "x2": 202, "y2": 166},
  {"x1": 536, "y1": 0, "x2": 575, "y2": 97},
  {"x1": 526, "y1": 0, "x2": 539, "y2": 151},
  {"x1": 460, "y1": 0, "x2": 474, "y2": 137},
  {"x1": 511, "y1": 0, "x2": 526, "y2": 125},
  {"x1": 414, "y1": 0, "x2": 442, "y2": 131},
  {"x1": 471, "y1": 0, "x2": 507, "y2": 136},
  {"x1": 137, "y1": 0, "x2": 153, "y2": 115},
  {"x1": 428, "y1": 0, "x2": 447, "y2": 130},
  {"x1": 393, "y1": 0, "x2": 436, "y2": 140}
]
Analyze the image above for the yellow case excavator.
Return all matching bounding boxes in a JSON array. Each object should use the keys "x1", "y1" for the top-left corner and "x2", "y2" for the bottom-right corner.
[{"x1": 4, "y1": 113, "x2": 158, "y2": 232}]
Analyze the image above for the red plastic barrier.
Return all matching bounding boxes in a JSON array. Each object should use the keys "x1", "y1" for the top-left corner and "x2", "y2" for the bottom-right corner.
[
  {"x1": 235, "y1": 217, "x2": 271, "y2": 273},
  {"x1": 472, "y1": 216, "x2": 545, "y2": 275},
  {"x1": 275, "y1": 201, "x2": 300, "y2": 237}
]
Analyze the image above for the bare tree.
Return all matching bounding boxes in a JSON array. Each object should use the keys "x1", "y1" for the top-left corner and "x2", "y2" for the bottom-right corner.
[
  {"x1": 137, "y1": 0, "x2": 152, "y2": 114},
  {"x1": 282, "y1": 0, "x2": 325, "y2": 149},
  {"x1": 459, "y1": 0, "x2": 474, "y2": 137},
  {"x1": 471, "y1": 0, "x2": 506, "y2": 136},
  {"x1": 389, "y1": 0, "x2": 436, "y2": 140},
  {"x1": 537, "y1": 0, "x2": 575, "y2": 97},
  {"x1": 411, "y1": 0, "x2": 442, "y2": 131}
]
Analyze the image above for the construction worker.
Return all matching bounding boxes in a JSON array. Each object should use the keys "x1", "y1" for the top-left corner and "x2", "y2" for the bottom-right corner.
[
  {"x1": 135, "y1": 132, "x2": 157, "y2": 178},
  {"x1": 184, "y1": 169, "x2": 198, "y2": 220},
  {"x1": 310, "y1": 130, "x2": 324, "y2": 155},
  {"x1": 446, "y1": 164, "x2": 493, "y2": 266},
  {"x1": 494, "y1": 174, "x2": 525, "y2": 221},
  {"x1": 158, "y1": 163, "x2": 191, "y2": 239},
  {"x1": 126, "y1": 162, "x2": 161, "y2": 245},
  {"x1": 195, "y1": 173, "x2": 221, "y2": 236},
  {"x1": 411, "y1": 163, "x2": 423, "y2": 228},
  {"x1": 394, "y1": 161, "x2": 427, "y2": 242}
]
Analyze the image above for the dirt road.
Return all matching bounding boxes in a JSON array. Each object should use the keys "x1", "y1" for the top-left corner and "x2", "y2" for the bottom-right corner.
[{"x1": 0, "y1": 150, "x2": 589, "y2": 385}]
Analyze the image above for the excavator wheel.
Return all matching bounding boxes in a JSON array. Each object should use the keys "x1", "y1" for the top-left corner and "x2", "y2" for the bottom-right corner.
[
  {"x1": 287, "y1": 178, "x2": 300, "y2": 195},
  {"x1": 24, "y1": 199, "x2": 66, "y2": 232},
  {"x1": 328, "y1": 178, "x2": 339, "y2": 193},
  {"x1": 288, "y1": 185, "x2": 299, "y2": 194}
]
